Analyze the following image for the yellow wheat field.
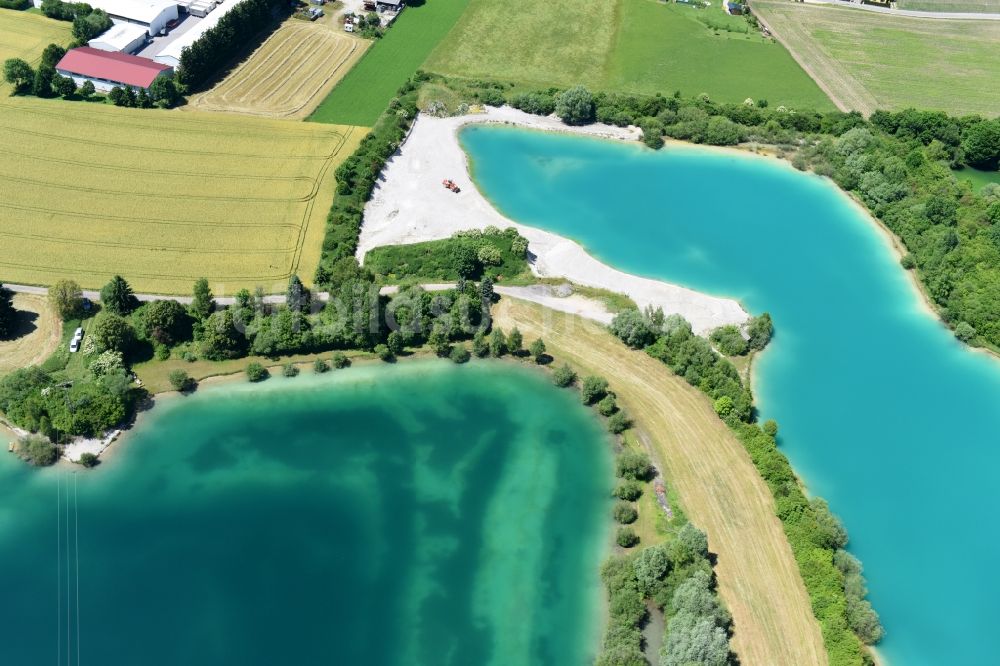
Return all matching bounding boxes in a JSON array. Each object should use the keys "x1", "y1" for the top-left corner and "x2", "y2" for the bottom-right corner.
[
  {"x1": 0, "y1": 95, "x2": 363, "y2": 293},
  {"x1": 189, "y1": 22, "x2": 369, "y2": 119},
  {"x1": 0, "y1": 9, "x2": 71, "y2": 66}
]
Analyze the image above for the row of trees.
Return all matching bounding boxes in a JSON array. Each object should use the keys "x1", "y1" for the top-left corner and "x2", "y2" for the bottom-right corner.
[
  {"x1": 315, "y1": 79, "x2": 420, "y2": 288},
  {"x1": 40, "y1": 0, "x2": 114, "y2": 42},
  {"x1": 0, "y1": 283, "x2": 17, "y2": 340},
  {"x1": 177, "y1": 0, "x2": 285, "y2": 90},
  {"x1": 608, "y1": 306, "x2": 882, "y2": 663}
]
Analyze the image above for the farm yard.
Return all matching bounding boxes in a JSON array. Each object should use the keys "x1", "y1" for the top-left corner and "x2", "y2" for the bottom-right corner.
[
  {"x1": 426, "y1": 0, "x2": 833, "y2": 109},
  {"x1": 0, "y1": 95, "x2": 362, "y2": 293},
  {"x1": 752, "y1": 0, "x2": 1000, "y2": 117},
  {"x1": 188, "y1": 22, "x2": 369, "y2": 119},
  {"x1": 0, "y1": 9, "x2": 71, "y2": 66}
]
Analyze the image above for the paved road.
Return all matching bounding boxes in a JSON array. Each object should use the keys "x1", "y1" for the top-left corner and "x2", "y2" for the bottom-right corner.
[
  {"x1": 800, "y1": 0, "x2": 1000, "y2": 20},
  {"x1": 4, "y1": 282, "x2": 617, "y2": 323}
]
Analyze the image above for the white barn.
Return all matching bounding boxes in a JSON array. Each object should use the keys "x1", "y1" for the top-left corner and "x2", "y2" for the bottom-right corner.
[
  {"x1": 89, "y1": 0, "x2": 178, "y2": 36},
  {"x1": 88, "y1": 23, "x2": 149, "y2": 53}
]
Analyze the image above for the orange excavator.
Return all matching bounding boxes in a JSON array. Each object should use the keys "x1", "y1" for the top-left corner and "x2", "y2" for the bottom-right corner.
[{"x1": 442, "y1": 179, "x2": 461, "y2": 193}]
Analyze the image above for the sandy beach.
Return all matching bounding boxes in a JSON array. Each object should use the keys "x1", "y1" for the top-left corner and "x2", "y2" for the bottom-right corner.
[{"x1": 358, "y1": 106, "x2": 750, "y2": 334}]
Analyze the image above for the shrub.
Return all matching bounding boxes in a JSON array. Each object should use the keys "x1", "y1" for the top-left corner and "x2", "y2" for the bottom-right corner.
[
  {"x1": 331, "y1": 352, "x2": 351, "y2": 369},
  {"x1": 747, "y1": 313, "x2": 773, "y2": 351},
  {"x1": 529, "y1": 338, "x2": 546, "y2": 363},
  {"x1": 314, "y1": 359, "x2": 330, "y2": 373},
  {"x1": 616, "y1": 450, "x2": 652, "y2": 480},
  {"x1": 282, "y1": 363, "x2": 299, "y2": 378},
  {"x1": 477, "y1": 245, "x2": 502, "y2": 266},
  {"x1": 900, "y1": 253, "x2": 916, "y2": 270},
  {"x1": 375, "y1": 343, "x2": 393, "y2": 361},
  {"x1": 616, "y1": 527, "x2": 639, "y2": 548},
  {"x1": 168, "y1": 369, "x2": 192, "y2": 392},
  {"x1": 246, "y1": 362, "x2": 268, "y2": 382},
  {"x1": 552, "y1": 363, "x2": 577, "y2": 387},
  {"x1": 613, "y1": 501, "x2": 638, "y2": 524},
  {"x1": 472, "y1": 331, "x2": 489, "y2": 357},
  {"x1": 14, "y1": 435, "x2": 60, "y2": 466},
  {"x1": 955, "y1": 321, "x2": 976, "y2": 342},
  {"x1": 608, "y1": 412, "x2": 631, "y2": 434},
  {"x1": 613, "y1": 481, "x2": 643, "y2": 501},
  {"x1": 79, "y1": 452, "x2": 99, "y2": 468},
  {"x1": 449, "y1": 345, "x2": 471, "y2": 364},
  {"x1": 610, "y1": 309, "x2": 656, "y2": 349},
  {"x1": 709, "y1": 325, "x2": 749, "y2": 356},
  {"x1": 598, "y1": 394, "x2": 618, "y2": 417},
  {"x1": 555, "y1": 85, "x2": 596, "y2": 125},
  {"x1": 581, "y1": 375, "x2": 609, "y2": 404}
]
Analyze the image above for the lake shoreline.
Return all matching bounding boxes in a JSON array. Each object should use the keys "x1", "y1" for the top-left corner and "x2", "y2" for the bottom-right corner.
[{"x1": 358, "y1": 106, "x2": 751, "y2": 334}]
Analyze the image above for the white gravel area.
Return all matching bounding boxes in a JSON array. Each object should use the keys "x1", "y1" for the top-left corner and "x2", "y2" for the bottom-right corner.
[{"x1": 358, "y1": 106, "x2": 749, "y2": 334}]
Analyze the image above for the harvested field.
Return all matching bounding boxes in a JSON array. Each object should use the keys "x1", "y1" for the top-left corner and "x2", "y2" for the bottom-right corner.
[
  {"x1": 0, "y1": 95, "x2": 363, "y2": 293},
  {"x1": 753, "y1": 0, "x2": 1000, "y2": 116},
  {"x1": 189, "y1": 22, "x2": 369, "y2": 119},
  {"x1": 493, "y1": 297, "x2": 827, "y2": 666},
  {"x1": 0, "y1": 293, "x2": 61, "y2": 375},
  {"x1": 0, "y1": 9, "x2": 70, "y2": 66}
]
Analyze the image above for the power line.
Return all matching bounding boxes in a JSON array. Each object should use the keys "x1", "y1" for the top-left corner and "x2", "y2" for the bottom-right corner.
[
  {"x1": 74, "y1": 473, "x2": 81, "y2": 666},
  {"x1": 65, "y1": 472, "x2": 70, "y2": 666},
  {"x1": 56, "y1": 473, "x2": 61, "y2": 666}
]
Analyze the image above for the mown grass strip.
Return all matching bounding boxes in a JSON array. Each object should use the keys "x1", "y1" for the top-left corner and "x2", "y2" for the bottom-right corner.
[{"x1": 308, "y1": 0, "x2": 471, "y2": 126}]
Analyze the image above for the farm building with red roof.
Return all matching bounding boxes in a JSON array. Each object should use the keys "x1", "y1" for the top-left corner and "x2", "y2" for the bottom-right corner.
[{"x1": 55, "y1": 47, "x2": 173, "y2": 92}]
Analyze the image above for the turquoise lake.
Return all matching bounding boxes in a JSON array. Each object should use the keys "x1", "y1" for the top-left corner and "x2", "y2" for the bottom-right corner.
[
  {"x1": 461, "y1": 125, "x2": 1000, "y2": 666},
  {"x1": 0, "y1": 362, "x2": 612, "y2": 665}
]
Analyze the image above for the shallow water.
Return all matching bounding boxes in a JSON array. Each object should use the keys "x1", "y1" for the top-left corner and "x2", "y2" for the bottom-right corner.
[
  {"x1": 461, "y1": 125, "x2": 1000, "y2": 666},
  {"x1": 0, "y1": 361, "x2": 612, "y2": 665}
]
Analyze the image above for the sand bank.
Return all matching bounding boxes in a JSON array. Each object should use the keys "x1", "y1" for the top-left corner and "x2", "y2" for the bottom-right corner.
[{"x1": 358, "y1": 106, "x2": 750, "y2": 334}]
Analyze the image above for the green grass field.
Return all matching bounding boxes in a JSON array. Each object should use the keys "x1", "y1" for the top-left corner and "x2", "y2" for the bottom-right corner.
[
  {"x1": 753, "y1": 0, "x2": 1000, "y2": 116},
  {"x1": 896, "y1": 0, "x2": 1000, "y2": 11},
  {"x1": 308, "y1": 0, "x2": 470, "y2": 126},
  {"x1": 956, "y1": 167, "x2": 1000, "y2": 192},
  {"x1": 426, "y1": 0, "x2": 833, "y2": 109}
]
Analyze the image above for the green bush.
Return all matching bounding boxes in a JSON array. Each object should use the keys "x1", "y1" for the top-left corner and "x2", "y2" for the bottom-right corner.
[
  {"x1": 581, "y1": 375, "x2": 609, "y2": 404},
  {"x1": 331, "y1": 352, "x2": 351, "y2": 369},
  {"x1": 608, "y1": 412, "x2": 632, "y2": 434},
  {"x1": 613, "y1": 501, "x2": 638, "y2": 524},
  {"x1": 375, "y1": 344, "x2": 393, "y2": 361},
  {"x1": 709, "y1": 324, "x2": 749, "y2": 356},
  {"x1": 597, "y1": 394, "x2": 618, "y2": 417},
  {"x1": 616, "y1": 527, "x2": 639, "y2": 548},
  {"x1": 14, "y1": 435, "x2": 60, "y2": 467},
  {"x1": 616, "y1": 450, "x2": 652, "y2": 481},
  {"x1": 246, "y1": 362, "x2": 268, "y2": 382},
  {"x1": 552, "y1": 363, "x2": 577, "y2": 387},
  {"x1": 449, "y1": 345, "x2": 471, "y2": 364},
  {"x1": 613, "y1": 480, "x2": 643, "y2": 501},
  {"x1": 555, "y1": 85, "x2": 595, "y2": 125},
  {"x1": 282, "y1": 363, "x2": 300, "y2": 378},
  {"x1": 78, "y1": 452, "x2": 99, "y2": 468},
  {"x1": 314, "y1": 358, "x2": 330, "y2": 373},
  {"x1": 168, "y1": 369, "x2": 192, "y2": 392}
]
